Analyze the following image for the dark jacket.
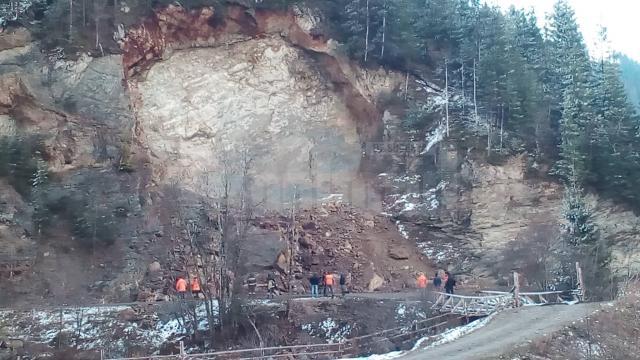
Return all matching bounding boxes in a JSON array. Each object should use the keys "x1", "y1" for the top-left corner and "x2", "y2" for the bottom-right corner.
[
  {"x1": 309, "y1": 274, "x2": 320, "y2": 286},
  {"x1": 433, "y1": 276, "x2": 442, "y2": 287},
  {"x1": 339, "y1": 274, "x2": 346, "y2": 285},
  {"x1": 445, "y1": 277, "x2": 456, "y2": 289}
]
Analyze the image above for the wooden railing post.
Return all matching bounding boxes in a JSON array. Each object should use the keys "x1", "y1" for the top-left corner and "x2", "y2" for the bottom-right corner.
[
  {"x1": 576, "y1": 262, "x2": 585, "y2": 301},
  {"x1": 513, "y1": 272, "x2": 521, "y2": 307},
  {"x1": 179, "y1": 341, "x2": 185, "y2": 360}
]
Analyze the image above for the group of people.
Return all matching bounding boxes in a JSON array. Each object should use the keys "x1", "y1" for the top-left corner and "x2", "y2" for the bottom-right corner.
[
  {"x1": 174, "y1": 276, "x2": 202, "y2": 298},
  {"x1": 416, "y1": 270, "x2": 456, "y2": 294},
  {"x1": 246, "y1": 272, "x2": 278, "y2": 298},
  {"x1": 176, "y1": 270, "x2": 454, "y2": 300},
  {"x1": 308, "y1": 272, "x2": 348, "y2": 299}
]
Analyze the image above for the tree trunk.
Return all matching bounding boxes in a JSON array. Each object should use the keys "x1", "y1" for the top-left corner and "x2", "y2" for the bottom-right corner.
[
  {"x1": 487, "y1": 117, "x2": 492, "y2": 157},
  {"x1": 380, "y1": 0, "x2": 386, "y2": 59},
  {"x1": 69, "y1": 0, "x2": 73, "y2": 42},
  {"x1": 500, "y1": 104, "x2": 504, "y2": 151},
  {"x1": 404, "y1": 72, "x2": 409, "y2": 101},
  {"x1": 445, "y1": 58, "x2": 450, "y2": 137},
  {"x1": 473, "y1": 58, "x2": 478, "y2": 125},
  {"x1": 461, "y1": 62, "x2": 465, "y2": 114},
  {"x1": 364, "y1": 0, "x2": 370, "y2": 62}
]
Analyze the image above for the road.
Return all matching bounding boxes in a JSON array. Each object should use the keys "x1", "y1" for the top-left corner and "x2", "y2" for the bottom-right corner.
[
  {"x1": 0, "y1": 290, "x2": 433, "y2": 312},
  {"x1": 400, "y1": 303, "x2": 601, "y2": 360}
]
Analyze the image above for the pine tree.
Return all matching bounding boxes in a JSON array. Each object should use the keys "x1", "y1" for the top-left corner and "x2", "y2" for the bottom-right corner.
[
  {"x1": 561, "y1": 181, "x2": 597, "y2": 248},
  {"x1": 555, "y1": 79, "x2": 593, "y2": 182},
  {"x1": 591, "y1": 59, "x2": 640, "y2": 203}
]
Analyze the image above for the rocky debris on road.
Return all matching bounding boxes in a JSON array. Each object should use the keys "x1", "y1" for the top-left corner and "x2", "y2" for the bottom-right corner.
[{"x1": 254, "y1": 202, "x2": 431, "y2": 293}]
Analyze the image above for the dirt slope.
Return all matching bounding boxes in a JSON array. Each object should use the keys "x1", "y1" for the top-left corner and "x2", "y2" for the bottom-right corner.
[{"x1": 401, "y1": 303, "x2": 601, "y2": 360}]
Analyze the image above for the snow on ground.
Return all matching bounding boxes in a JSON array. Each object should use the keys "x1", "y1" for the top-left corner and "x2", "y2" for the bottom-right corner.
[
  {"x1": 421, "y1": 124, "x2": 446, "y2": 155},
  {"x1": 322, "y1": 194, "x2": 344, "y2": 203},
  {"x1": 301, "y1": 317, "x2": 352, "y2": 344},
  {"x1": 420, "y1": 314, "x2": 495, "y2": 350},
  {"x1": 343, "y1": 351, "x2": 405, "y2": 360},
  {"x1": 388, "y1": 181, "x2": 447, "y2": 215},
  {"x1": 396, "y1": 221, "x2": 409, "y2": 239},
  {"x1": 0, "y1": 300, "x2": 223, "y2": 355},
  {"x1": 340, "y1": 316, "x2": 494, "y2": 360}
]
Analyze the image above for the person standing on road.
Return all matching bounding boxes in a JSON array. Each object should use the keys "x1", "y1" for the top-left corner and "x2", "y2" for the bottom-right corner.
[
  {"x1": 175, "y1": 277, "x2": 187, "y2": 299},
  {"x1": 416, "y1": 272, "x2": 428, "y2": 297},
  {"x1": 267, "y1": 272, "x2": 277, "y2": 299},
  {"x1": 247, "y1": 273, "x2": 257, "y2": 295},
  {"x1": 190, "y1": 276, "x2": 202, "y2": 299},
  {"x1": 432, "y1": 271, "x2": 442, "y2": 292},
  {"x1": 444, "y1": 271, "x2": 456, "y2": 295},
  {"x1": 309, "y1": 273, "x2": 320, "y2": 298},
  {"x1": 323, "y1": 272, "x2": 335, "y2": 298},
  {"x1": 339, "y1": 273, "x2": 348, "y2": 297}
]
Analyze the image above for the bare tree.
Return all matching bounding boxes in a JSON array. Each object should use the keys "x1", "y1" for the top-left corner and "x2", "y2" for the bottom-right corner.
[
  {"x1": 445, "y1": 58, "x2": 450, "y2": 137},
  {"x1": 380, "y1": 0, "x2": 386, "y2": 59},
  {"x1": 473, "y1": 58, "x2": 479, "y2": 125},
  {"x1": 69, "y1": 0, "x2": 73, "y2": 42},
  {"x1": 364, "y1": 0, "x2": 370, "y2": 62}
]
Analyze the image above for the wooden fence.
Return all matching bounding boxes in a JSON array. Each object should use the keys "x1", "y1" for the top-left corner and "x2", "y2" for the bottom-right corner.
[{"x1": 103, "y1": 313, "x2": 463, "y2": 360}]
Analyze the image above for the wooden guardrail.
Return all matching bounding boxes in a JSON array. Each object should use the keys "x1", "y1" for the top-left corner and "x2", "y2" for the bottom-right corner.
[{"x1": 102, "y1": 313, "x2": 463, "y2": 360}]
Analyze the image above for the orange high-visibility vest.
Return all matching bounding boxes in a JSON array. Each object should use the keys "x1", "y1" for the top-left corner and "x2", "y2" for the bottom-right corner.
[
  {"x1": 191, "y1": 278, "x2": 201, "y2": 292},
  {"x1": 417, "y1": 275, "x2": 427, "y2": 288},
  {"x1": 176, "y1": 278, "x2": 187, "y2": 292},
  {"x1": 324, "y1": 274, "x2": 334, "y2": 286}
]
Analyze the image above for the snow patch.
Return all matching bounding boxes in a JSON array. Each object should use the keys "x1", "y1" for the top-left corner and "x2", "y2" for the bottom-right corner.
[
  {"x1": 421, "y1": 314, "x2": 495, "y2": 349},
  {"x1": 396, "y1": 221, "x2": 409, "y2": 239},
  {"x1": 321, "y1": 194, "x2": 344, "y2": 203},
  {"x1": 302, "y1": 318, "x2": 351, "y2": 344},
  {"x1": 343, "y1": 351, "x2": 404, "y2": 360},
  {"x1": 388, "y1": 181, "x2": 447, "y2": 215},
  {"x1": 421, "y1": 124, "x2": 446, "y2": 154}
]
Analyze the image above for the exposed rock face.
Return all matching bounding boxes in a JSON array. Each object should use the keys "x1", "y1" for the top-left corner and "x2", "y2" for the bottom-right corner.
[
  {"x1": 133, "y1": 36, "x2": 368, "y2": 207},
  {"x1": 121, "y1": 4, "x2": 329, "y2": 78}
]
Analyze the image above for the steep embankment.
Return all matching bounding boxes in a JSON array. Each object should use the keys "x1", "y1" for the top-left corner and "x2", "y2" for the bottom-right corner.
[{"x1": 0, "y1": 3, "x2": 423, "y2": 308}]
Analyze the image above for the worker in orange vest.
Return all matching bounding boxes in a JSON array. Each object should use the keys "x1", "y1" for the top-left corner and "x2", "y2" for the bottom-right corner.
[
  {"x1": 175, "y1": 277, "x2": 187, "y2": 299},
  {"x1": 416, "y1": 272, "x2": 428, "y2": 289},
  {"x1": 191, "y1": 277, "x2": 202, "y2": 298},
  {"x1": 323, "y1": 272, "x2": 335, "y2": 299}
]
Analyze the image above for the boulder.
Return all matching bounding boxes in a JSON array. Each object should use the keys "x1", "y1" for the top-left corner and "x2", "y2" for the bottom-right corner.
[
  {"x1": 298, "y1": 234, "x2": 315, "y2": 249},
  {"x1": 388, "y1": 246, "x2": 410, "y2": 260},
  {"x1": 275, "y1": 251, "x2": 290, "y2": 272},
  {"x1": 302, "y1": 221, "x2": 317, "y2": 231},
  {"x1": 117, "y1": 308, "x2": 139, "y2": 322},
  {"x1": 367, "y1": 274, "x2": 385, "y2": 292},
  {"x1": 148, "y1": 261, "x2": 162, "y2": 273},
  {"x1": 364, "y1": 220, "x2": 375, "y2": 228}
]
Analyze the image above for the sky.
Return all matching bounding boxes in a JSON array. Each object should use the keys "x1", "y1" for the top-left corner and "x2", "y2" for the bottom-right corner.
[{"x1": 488, "y1": 0, "x2": 640, "y2": 62}]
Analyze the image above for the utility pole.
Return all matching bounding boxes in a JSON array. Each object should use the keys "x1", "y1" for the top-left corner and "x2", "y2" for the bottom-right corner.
[{"x1": 380, "y1": 0, "x2": 386, "y2": 59}]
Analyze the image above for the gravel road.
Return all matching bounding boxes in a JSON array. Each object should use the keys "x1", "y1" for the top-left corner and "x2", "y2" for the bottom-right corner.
[{"x1": 400, "y1": 303, "x2": 601, "y2": 360}]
